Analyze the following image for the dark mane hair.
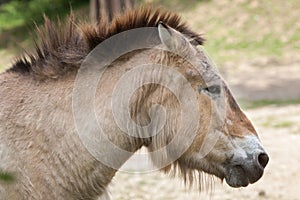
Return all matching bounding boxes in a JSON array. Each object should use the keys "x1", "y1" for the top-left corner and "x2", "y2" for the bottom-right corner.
[{"x1": 7, "y1": 6, "x2": 204, "y2": 79}]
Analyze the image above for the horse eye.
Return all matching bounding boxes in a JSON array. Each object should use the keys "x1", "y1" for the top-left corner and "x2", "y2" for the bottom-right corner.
[
  {"x1": 207, "y1": 85, "x2": 221, "y2": 94},
  {"x1": 198, "y1": 85, "x2": 221, "y2": 94}
]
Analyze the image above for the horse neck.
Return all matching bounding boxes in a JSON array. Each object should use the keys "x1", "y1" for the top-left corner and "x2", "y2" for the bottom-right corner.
[{"x1": 98, "y1": 49, "x2": 181, "y2": 146}]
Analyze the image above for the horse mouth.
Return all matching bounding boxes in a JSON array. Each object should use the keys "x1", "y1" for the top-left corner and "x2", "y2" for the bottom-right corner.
[
  {"x1": 224, "y1": 165, "x2": 250, "y2": 187},
  {"x1": 224, "y1": 164, "x2": 264, "y2": 188}
]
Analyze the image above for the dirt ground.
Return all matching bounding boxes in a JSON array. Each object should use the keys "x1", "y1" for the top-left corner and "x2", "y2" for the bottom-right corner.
[
  {"x1": 109, "y1": 62, "x2": 300, "y2": 200},
  {"x1": 222, "y1": 59, "x2": 300, "y2": 101}
]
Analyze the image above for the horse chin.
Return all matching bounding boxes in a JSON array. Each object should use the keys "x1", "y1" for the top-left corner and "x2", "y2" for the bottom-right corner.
[{"x1": 224, "y1": 165, "x2": 250, "y2": 188}]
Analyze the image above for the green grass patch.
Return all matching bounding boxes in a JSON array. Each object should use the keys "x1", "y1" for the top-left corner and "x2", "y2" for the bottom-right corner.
[
  {"x1": 239, "y1": 99, "x2": 300, "y2": 110},
  {"x1": 0, "y1": 0, "x2": 88, "y2": 32},
  {"x1": 0, "y1": 172, "x2": 15, "y2": 183},
  {"x1": 261, "y1": 118, "x2": 294, "y2": 129},
  {"x1": 273, "y1": 121, "x2": 294, "y2": 128},
  {"x1": 0, "y1": 0, "x2": 89, "y2": 50},
  {"x1": 178, "y1": 0, "x2": 300, "y2": 63},
  {"x1": 141, "y1": 0, "x2": 206, "y2": 11}
]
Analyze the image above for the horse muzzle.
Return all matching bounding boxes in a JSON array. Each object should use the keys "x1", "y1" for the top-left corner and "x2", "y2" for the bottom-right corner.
[{"x1": 224, "y1": 151, "x2": 269, "y2": 187}]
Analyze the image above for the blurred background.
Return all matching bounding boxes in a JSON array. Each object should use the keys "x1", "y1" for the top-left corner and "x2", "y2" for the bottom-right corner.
[{"x1": 0, "y1": 0, "x2": 299, "y2": 199}]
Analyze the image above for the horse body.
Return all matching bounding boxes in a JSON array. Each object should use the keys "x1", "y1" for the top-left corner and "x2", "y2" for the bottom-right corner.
[
  {"x1": 0, "y1": 73, "x2": 116, "y2": 199},
  {"x1": 0, "y1": 7, "x2": 268, "y2": 199}
]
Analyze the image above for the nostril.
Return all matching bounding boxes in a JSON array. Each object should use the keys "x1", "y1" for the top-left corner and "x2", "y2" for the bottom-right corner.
[{"x1": 257, "y1": 153, "x2": 269, "y2": 168}]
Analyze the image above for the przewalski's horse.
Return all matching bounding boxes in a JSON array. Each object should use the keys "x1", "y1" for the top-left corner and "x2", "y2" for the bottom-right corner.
[{"x1": 0, "y1": 6, "x2": 269, "y2": 200}]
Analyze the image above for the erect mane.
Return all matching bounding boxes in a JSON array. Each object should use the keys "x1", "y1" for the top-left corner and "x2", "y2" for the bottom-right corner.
[{"x1": 7, "y1": 6, "x2": 204, "y2": 79}]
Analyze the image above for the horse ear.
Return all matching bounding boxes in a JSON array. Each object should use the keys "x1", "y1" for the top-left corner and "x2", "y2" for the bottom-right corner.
[{"x1": 158, "y1": 22, "x2": 189, "y2": 52}]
